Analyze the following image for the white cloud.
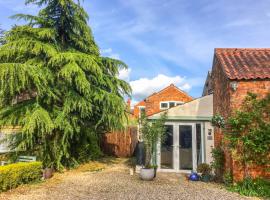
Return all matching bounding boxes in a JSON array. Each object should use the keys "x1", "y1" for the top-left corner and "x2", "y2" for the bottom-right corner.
[
  {"x1": 100, "y1": 48, "x2": 120, "y2": 60},
  {"x1": 130, "y1": 74, "x2": 191, "y2": 101},
  {"x1": 118, "y1": 68, "x2": 131, "y2": 82}
]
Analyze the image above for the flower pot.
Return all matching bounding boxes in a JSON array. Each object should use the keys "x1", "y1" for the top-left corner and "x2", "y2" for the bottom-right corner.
[
  {"x1": 153, "y1": 167, "x2": 157, "y2": 178},
  {"x1": 43, "y1": 168, "x2": 54, "y2": 179},
  {"x1": 140, "y1": 168, "x2": 155, "y2": 181},
  {"x1": 201, "y1": 174, "x2": 211, "y2": 182}
]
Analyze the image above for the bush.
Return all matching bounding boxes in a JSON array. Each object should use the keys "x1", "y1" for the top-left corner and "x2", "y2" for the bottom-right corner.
[
  {"x1": 228, "y1": 177, "x2": 270, "y2": 198},
  {"x1": 223, "y1": 170, "x2": 233, "y2": 186},
  {"x1": 0, "y1": 162, "x2": 42, "y2": 191},
  {"x1": 211, "y1": 147, "x2": 225, "y2": 181},
  {"x1": 197, "y1": 163, "x2": 211, "y2": 175}
]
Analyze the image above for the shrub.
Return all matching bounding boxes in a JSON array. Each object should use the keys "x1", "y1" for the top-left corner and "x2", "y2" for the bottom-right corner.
[
  {"x1": 228, "y1": 177, "x2": 270, "y2": 198},
  {"x1": 197, "y1": 163, "x2": 211, "y2": 175},
  {"x1": 0, "y1": 162, "x2": 42, "y2": 191},
  {"x1": 211, "y1": 114, "x2": 225, "y2": 128},
  {"x1": 223, "y1": 170, "x2": 233, "y2": 186},
  {"x1": 211, "y1": 147, "x2": 225, "y2": 181}
]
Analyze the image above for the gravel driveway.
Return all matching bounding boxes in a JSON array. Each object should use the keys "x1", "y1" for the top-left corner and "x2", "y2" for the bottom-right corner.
[{"x1": 0, "y1": 159, "x2": 256, "y2": 200}]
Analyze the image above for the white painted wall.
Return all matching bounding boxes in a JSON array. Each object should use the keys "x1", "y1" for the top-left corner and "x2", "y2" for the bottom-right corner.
[{"x1": 204, "y1": 122, "x2": 214, "y2": 164}]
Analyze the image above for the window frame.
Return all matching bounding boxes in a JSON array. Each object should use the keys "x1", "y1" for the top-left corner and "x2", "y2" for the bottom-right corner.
[
  {"x1": 138, "y1": 106, "x2": 146, "y2": 117},
  {"x1": 160, "y1": 101, "x2": 184, "y2": 110}
]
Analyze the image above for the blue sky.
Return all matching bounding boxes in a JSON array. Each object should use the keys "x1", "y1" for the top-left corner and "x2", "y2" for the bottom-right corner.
[{"x1": 1, "y1": 0, "x2": 270, "y2": 104}]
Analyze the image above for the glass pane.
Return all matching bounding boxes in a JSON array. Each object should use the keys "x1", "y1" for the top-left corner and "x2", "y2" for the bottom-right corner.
[
  {"x1": 161, "y1": 125, "x2": 173, "y2": 169},
  {"x1": 196, "y1": 124, "x2": 202, "y2": 165},
  {"x1": 179, "y1": 125, "x2": 193, "y2": 170},
  {"x1": 169, "y1": 102, "x2": 175, "y2": 108},
  {"x1": 161, "y1": 103, "x2": 168, "y2": 109},
  {"x1": 139, "y1": 107, "x2": 145, "y2": 115}
]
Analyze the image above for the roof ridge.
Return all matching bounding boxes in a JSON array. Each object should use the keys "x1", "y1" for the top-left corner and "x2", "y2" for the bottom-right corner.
[
  {"x1": 146, "y1": 84, "x2": 193, "y2": 100},
  {"x1": 215, "y1": 48, "x2": 270, "y2": 52}
]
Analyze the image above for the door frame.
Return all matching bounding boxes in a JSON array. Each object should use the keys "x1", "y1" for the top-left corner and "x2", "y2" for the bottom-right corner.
[{"x1": 157, "y1": 121, "x2": 205, "y2": 172}]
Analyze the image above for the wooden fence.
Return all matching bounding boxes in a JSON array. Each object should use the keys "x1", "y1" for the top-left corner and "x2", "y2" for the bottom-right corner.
[{"x1": 102, "y1": 127, "x2": 138, "y2": 157}]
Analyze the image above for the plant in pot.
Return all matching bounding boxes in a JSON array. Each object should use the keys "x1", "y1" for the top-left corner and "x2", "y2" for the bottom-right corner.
[
  {"x1": 139, "y1": 113, "x2": 167, "y2": 181},
  {"x1": 197, "y1": 163, "x2": 212, "y2": 182}
]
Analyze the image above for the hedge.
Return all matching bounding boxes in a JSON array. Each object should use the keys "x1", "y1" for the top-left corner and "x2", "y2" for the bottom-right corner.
[{"x1": 0, "y1": 162, "x2": 42, "y2": 191}]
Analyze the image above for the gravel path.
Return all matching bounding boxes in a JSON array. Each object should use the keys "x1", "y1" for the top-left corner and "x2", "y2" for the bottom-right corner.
[{"x1": 0, "y1": 160, "x2": 256, "y2": 200}]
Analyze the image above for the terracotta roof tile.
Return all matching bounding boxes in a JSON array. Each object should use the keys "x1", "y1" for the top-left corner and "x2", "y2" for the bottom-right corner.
[{"x1": 215, "y1": 48, "x2": 270, "y2": 80}]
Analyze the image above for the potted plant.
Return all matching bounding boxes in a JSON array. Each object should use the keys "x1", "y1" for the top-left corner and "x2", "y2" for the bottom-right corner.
[
  {"x1": 139, "y1": 113, "x2": 167, "y2": 181},
  {"x1": 197, "y1": 163, "x2": 212, "y2": 182}
]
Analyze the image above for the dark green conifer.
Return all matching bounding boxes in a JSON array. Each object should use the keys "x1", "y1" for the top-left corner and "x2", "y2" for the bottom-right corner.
[{"x1": 0, "y1": 0, "x2": 131, "y2": 169}]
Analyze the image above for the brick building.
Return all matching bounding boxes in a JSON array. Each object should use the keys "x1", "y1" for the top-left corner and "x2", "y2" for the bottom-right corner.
[
  {"x1": 133, "y1": 84, "x2": 193, "y2": 118},
  {"x1": 209, "y1": 48, "x2": 270, "y2": 181}
]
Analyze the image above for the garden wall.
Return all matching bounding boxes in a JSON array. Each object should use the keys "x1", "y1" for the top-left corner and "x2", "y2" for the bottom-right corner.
[{"x1": 102, "y1": 127, "x2": 138, "y2": 157}]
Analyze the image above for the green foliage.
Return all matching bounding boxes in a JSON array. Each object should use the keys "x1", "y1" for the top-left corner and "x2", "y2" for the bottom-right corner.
[
  {"x1": 211, "y1": 114, "x2": 225, "y2": 128},
  {"x1": 0, "y1": 0, "x2": 131, "y2": 170},
  {"x1": 0, "y1": 27, "x2": 5, "y2": 45},
  {"x1": 226, "y1": 93, "x2": 270, "y2": 166},
  {"x1": 228, "y1": 177, "x2": 270, "y2": 198},
  {"x1": 139, "y1": 113, "x2": 167, "y2": 167},
  {"x1": 0, "y1": 162, "x2": 42, "y2": 191},
  {"x1": 211, "y1": 147, "x2": 225, "y2": 171},
  {"x1": 211, "y1": 147, "x2": 225, "y2": 181},
  {"x1": 197, "y1": 163, "x2": 211, "y2": 175},
  {"x1": 223, "y1": 170, "x2": 233, "y2": 186}
]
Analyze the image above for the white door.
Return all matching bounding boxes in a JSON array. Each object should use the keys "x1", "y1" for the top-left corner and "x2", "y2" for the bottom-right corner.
[{"x1": 157, "y1": 122, "x2": 204, "y2": 172}]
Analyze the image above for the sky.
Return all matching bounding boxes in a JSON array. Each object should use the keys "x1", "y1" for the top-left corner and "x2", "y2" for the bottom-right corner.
[{"x1": 1, "y1": 0, "x2": 270, "y2": 105}]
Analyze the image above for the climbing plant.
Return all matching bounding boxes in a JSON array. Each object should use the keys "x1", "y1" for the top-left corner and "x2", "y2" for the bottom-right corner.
[
  {"x1": 225, "y1": 93, "x2": 270, "y2": 176},
  {"x1": 0, "y1": 0, "x2": 131, "y2": 170}
]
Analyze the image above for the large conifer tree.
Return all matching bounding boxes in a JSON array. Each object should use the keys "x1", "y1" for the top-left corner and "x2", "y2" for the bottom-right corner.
[{"x1": 0, "y1": 0, "x2": 131, "y2": 169}]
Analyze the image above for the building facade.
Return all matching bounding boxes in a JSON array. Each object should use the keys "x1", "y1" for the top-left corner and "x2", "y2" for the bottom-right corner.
[
  {"x1": 210, "y1": 48, "x2": 270, "y2": 181},
  {"x1": 133, "y1": 84, "x2": 193, "y2": 118},
  {"x1": 149, "y1": 95, "x2": 214, "y2": 172}
]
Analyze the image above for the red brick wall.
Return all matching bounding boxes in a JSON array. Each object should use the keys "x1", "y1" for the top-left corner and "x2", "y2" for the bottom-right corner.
[
  {"x1": 133, "y1": 101, "x2": 146, "y2": 118},
  {"x1": 229, "y1": 80, "x2": 270, "y2": 181},
  {"x1": 145, "y1": 85, "x2": 193, "y2": 116},
  {"x1": 212, "y1": 59, "x2": 233, "y2": 172},
  {"x1": 102, "y1": 127, "x2": 138, "y2": 157},
  {"x1": 212, "y1": 59, "x2": 270, "y2": 181}
]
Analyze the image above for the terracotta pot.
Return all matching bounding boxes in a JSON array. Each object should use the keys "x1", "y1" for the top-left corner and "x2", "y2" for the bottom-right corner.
[
  {"x1": 140, "y1": 168, "x2": 155, "y2": 181},
  {"x1": 43, "y1": 168, "x2": 54, "y2": 179}
]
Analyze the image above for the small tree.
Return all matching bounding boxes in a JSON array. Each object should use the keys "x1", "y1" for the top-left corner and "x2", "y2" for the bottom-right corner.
[{"x1": 139, "y1": 113, "x2": 167, "y2": 167}]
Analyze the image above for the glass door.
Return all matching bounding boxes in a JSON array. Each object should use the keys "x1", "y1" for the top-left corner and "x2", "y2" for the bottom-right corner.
[
  {"x1": 160, "y1": 125, "x2": 173, "y2": 169},
  {"x1": 179, "y1": 125, "x2": 193, "y2": 170}
]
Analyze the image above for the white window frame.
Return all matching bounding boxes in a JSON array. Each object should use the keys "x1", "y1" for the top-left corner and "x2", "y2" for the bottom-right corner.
[
  {"x1": 138, "y1": 106, "x2": 146, "y2": 117},
  {"x1": 159, "y1": 101, "x2": 184, "y2": 110}
]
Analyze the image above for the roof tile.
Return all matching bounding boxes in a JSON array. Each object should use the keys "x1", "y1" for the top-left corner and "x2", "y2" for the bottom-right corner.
[{"x1": 215, "y1": 48, "x2": 270, "y2": 80}]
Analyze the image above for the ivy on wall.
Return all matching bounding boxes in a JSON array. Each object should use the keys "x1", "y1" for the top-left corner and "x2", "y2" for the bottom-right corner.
[{"x1": 225, "y1": 93, "x2": 270, "y2": 172}]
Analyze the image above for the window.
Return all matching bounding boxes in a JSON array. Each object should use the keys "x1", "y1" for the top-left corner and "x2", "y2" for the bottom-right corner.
[
  {"x1": 138, "y1": 106, "x2": 145, "y2": 117},
  {"x1": 176, "y1": 102, "x2": 184, "y2": 106},
  {"x1": 169, "y1": 102, "x2": 175, "y2": 108},
  {"x1": 160, "y1": 101, "x2": 184, "y2": 109},
  {"x1": 160, "y1": 102, "x2": 168, "y2": 109}
]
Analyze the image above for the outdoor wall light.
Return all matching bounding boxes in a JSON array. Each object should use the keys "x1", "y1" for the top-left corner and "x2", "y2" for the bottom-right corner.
[{"x1": 230, "y1": 81, "x2": 238, "y2": 91}]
